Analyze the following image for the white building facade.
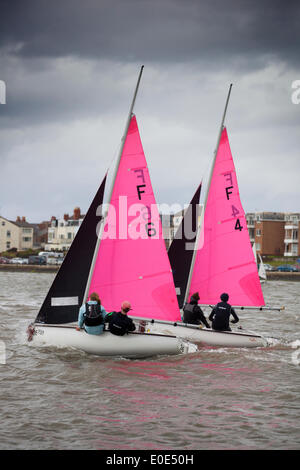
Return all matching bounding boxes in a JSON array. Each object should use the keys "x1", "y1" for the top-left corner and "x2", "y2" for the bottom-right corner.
[
  {"x1": 284, "y1": 213, "x2": 300, "y2": 257},
  {"x1": 0, "y1": 216, "x2": 34, "y2": 252},
  {"x1": 45, "y1": 207, "x2": 84, "y2": 251}
]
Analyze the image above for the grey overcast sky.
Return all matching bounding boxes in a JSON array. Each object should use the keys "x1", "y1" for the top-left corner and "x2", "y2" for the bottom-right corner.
[{"x1": 0, "y1": 0, "x2": 299, "y2": 222}]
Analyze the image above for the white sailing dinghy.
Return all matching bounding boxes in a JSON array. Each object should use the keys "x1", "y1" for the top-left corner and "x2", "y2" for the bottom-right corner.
[
  {"x1": 27, "y1": 67, "x2": 196, "y2": 359},
  {"x1": 143, "y1": 85, "x2": 276, "y2": 348},
  {"x1": 258, "y1": 254, "x2": 267, "y2": 283}
]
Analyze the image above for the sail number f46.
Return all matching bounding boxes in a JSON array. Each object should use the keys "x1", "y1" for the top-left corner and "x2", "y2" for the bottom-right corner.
[{"x1": 134, "y1": 167, "x2": 157, "y2": 238}]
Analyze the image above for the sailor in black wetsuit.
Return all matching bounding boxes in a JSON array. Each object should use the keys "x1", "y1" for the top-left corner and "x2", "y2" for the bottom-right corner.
[
  {"x1": 209, "y1": 293, "x2": 239, "y2": 331},
  {"x1": 183, "y1": 292, "x2": 210, "y2": 328},
  {"x1": 105, "y1": 301, "x2": 136, "y2": 336}
]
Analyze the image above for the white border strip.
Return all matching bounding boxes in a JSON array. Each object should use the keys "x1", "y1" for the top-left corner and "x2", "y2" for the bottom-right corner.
[{"x1": 51, "y1": 297, "x2": 79, "y2": 307}]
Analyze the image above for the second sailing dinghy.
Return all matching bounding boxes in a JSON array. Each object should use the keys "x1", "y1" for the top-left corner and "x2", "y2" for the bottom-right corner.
[
  {"x1": 145, "y1": 86, "x2": 277, "y2": 348},
  {"x1": 27, "y1": 67, "x2": 196, "y2": 359}
]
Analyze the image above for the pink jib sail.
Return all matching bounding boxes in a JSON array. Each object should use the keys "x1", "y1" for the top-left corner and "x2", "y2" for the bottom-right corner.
[
  {"x1": 189, "y1": 127, "x2": 265, "y2": 306},
  {"x1": 88, "y1": 115, "x2": 181, "y2": 321}
]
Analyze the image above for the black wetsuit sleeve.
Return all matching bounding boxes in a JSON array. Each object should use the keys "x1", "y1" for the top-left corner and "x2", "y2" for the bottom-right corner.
[
  {"x1": 230, "y1": 308, "x2": 239, "y2": 324},
  {"x1": 195, "y1": 305, "x2": 210, "y2": 328},
  {"x1": 127, "y1": 318, "x2": 136, "y2": 332},
  {"x1": 104, "y1": 312, "x2": 114, "y2": 323},
  {"x1": 209, "y1": 308, "x2": 216, "y2": 322}
]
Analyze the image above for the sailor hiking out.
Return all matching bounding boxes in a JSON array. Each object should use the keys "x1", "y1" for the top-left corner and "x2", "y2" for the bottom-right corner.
[
  {"x1": 106, "y1": 301, "x2": 136, "y2": 336},
  {"x1": 183, "y1": 292, "x2": 210, "y2": 328},
  {"x1": 209, "y1": 293, "x2": 239, "y2": 332}
]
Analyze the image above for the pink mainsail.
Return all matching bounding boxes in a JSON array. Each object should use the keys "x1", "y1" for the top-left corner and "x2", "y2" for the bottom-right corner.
[
  {"x1": 88, "y1": 115, "x2": 181, "y2": 321},
  {"x1": 189, "y1": 127, "x2": 265, "y2": 306}
]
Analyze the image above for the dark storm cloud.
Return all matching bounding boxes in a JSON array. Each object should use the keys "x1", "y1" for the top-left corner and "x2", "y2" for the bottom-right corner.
[
  {"x1": 1, "y1": 0, "x2": 299, "y2": 129},
  {"x1": 1, "y1": 0, "x2": 299, "y2": 66},
  {"x1": 0, "y1": 0, "x2": 299, "y2": 220},
  {"x1": 0, "y1": 56, "x2": 132, "y2": 128}
]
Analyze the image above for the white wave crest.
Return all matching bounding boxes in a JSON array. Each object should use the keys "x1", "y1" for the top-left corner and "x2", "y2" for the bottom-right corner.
[{"x1": 290, "y1": 339, "x2": 300, "y2": 349}]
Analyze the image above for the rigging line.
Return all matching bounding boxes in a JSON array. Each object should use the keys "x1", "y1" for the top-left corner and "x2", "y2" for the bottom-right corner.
[{"x1": 205, "y1": 304, "x2": 284, "y2": 311}]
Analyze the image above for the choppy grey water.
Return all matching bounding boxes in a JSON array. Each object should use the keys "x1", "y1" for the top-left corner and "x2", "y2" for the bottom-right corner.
[{"x1": 0, "y1": 271, "x2": 299, "y2": 450}]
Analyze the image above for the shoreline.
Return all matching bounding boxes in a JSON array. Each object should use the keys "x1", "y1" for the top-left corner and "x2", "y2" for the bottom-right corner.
[
  {"x1": 265, "y1": 271, "x2": 300, "y2": 281},
  {"x1": 0, "y1": 264, "x2": 59, "y2": 273},
  {"x1": 1, "y1": 264, "x2": 300, "y2": 281}
]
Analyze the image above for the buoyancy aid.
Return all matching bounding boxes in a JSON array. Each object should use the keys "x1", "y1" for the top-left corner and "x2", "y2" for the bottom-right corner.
[{"x1": 84, "y1": 303, "x2": 104, "y2": 327}]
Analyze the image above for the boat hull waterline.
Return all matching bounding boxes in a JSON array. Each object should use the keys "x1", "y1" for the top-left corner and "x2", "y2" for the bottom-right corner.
[
  {"x1": 145, "y1": 322, "x2": 268, "y2": 348},
  {"x1": 28, "y1": 323, "x2": 198, "y2": 358}
]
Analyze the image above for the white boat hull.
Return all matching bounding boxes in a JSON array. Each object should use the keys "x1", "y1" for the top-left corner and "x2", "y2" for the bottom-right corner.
[
  {"x1": 145, "y1": 322, "x2": 268, "y2": 348},
  {"x1": 28, "y1": 323, "x2": 197, "y2": 358}
]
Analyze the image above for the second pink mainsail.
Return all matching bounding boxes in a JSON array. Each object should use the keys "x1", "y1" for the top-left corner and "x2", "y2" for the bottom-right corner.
[
  {"x1": 189, "y1": 127, "x2": 265, "y2": 307},
  {"x1": 88, "y1": 115, "x2": 181, "y2": 321}
]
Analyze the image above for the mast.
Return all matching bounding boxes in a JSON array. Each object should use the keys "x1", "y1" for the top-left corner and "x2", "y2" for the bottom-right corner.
[
  {"x1": 183, "y1": 84, "x2": 233, "y2": 307},
  {"x1": 83, "y1": 65, "x2": 144, "y2": 302}
]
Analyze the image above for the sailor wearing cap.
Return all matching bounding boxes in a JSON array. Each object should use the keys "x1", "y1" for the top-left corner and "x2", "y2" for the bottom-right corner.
[{"x1": 105, "y1": 301, "x2": 136, "y2": 336}]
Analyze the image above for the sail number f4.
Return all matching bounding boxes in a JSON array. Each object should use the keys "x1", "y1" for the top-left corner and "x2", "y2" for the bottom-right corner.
[{"x1": 224, "y1": 171, "x2": 243, "y2": 232}]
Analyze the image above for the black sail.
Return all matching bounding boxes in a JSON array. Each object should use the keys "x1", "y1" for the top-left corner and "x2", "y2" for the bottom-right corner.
[
  {"x1": 168, "y1": 184, "x2": 201, "y2": 309},
  {"x1": 35, "y1": 175, "x2": 107, "y2": 324}
]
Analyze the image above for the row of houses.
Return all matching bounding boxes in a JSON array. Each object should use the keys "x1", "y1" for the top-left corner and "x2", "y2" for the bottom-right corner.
[
  {"x1": 0, "y1": 207, "x2": 83, "y2": 253},
  {"x1": 246, "y1": 212, "x2": 300, "y2": 257},
  {"x1": 1, "y1": 208, "x2": 300, "y2": 258}
]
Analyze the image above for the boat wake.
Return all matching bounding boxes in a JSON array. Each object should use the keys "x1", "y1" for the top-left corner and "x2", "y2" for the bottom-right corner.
[{"x1": 290, "y1": 339, "x2": 300, "y2": 366}]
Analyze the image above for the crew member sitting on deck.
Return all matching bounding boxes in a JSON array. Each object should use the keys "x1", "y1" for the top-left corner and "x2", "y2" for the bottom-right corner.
[
  {"x1": 209, "y1": 293, "x2": 239, "y2": 332},
  {"x1": 105, "y1": 301, "x2": 136, "y2": 336},
  {"x1": 183, "y1": 292, "x2": 210, "y2": 328},
  {"x1": 76, "y1": 292, "x2": 107, "y2": 335}
]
